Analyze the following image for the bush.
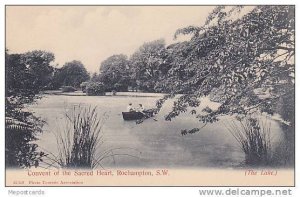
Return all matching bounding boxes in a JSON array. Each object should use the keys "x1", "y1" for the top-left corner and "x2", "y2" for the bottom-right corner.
[
  {"x1": 113, "y1": 83, "x2": 128, "y2": 92},
  {"x1": 86, "y1": 82, "x2": 105, "y2": 96},
  {"x1": 5, "y1": 114, "x2": 45, "y2": 168},
  {"x1": 61, "y1": 86, "x2": 76, "y2": 92},
  {"x1": 80, "y1": 82, "x2": 89, "y2": 93}
]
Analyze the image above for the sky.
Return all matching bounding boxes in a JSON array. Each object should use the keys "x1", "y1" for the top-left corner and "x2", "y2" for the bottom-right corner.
[{"x1": 6, "y1": 6, "x2": 215, "y2": 73}]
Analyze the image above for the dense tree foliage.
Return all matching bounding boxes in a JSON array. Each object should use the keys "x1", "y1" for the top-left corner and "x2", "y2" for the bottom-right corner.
[
  {"x1": 129, "y1": 39, "x2": 169, "y2": 92},
  {"x1": 153, "y1": 6, "x2": 294, "y2": 131},
  {"x1": 86, "y1": 82, "x2": 106, "y2": 96},
  {"x1": 54, "y1": 60, "x2": 90, "y2": 88},
  {"x1": 5, "y1": 50, "x2": 54, "y2": 168},
  {"x1": 6, "y1": 50, "x2": 55, "y2": 98},
  {"x1": 98, "y1": 54, "x2": 132, "y2": 91}
]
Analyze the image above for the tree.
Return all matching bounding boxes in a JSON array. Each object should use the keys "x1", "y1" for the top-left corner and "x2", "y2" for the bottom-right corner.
[
  {"x1": 154, "y1": 41, "x2": 192, "y2": 93},
  {"x1": 56, "y1": 60, "x2": 90, "y2": 88},
  {"x1": 6, "y1": 50, "x2": 55, "y2": 98},
  {"x1": 154, "y1": 6, "x2": 294, "y2": 126},
  {"x1": 47, "y1": 66, "x2": 63, "y2": 90},
  {"x1": 130, "y1": 39, "x2": 169, "y2": 92},
  {"x1": 98, "y1": 54, "x2": 132, "y2": 91},
  {"x1": 5, "y1": 50, "x2": 55, "y2": 168},
  {"x1": 90, "y1": 72, "x2": 99, "y2": 82}
]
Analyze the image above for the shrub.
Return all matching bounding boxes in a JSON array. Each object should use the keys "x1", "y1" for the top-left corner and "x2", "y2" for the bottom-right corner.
[
  {"x1": 86, "y1": 82, "x2": 105, "y2": 96},
  {"x1": 61, "y1": 86, "x2": 76, "y2": 92},
  {"x1": 80, "y1": 82, "x2": 89, "y2": 93},
  {"x1": 113, "y1": 83, "x2": 128, "y2": 92},
  {"x1": 5, "y1": 115, "x2": 45, "y2": 168}
]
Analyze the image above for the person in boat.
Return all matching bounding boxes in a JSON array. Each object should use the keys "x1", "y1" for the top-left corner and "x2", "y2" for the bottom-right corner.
[
  {"x1": 136, "y1": 104, "x2": 145, "y2": 113},
  {"x1": 136, "y1": 104, "x2": 154, "y2": 119},
  {"x1": 127, "y1": 103, "x2": 135, "y2": 112}
]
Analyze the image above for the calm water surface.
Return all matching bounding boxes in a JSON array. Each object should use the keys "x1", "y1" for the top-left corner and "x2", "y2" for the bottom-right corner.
[{"x1": 28, "y1": 93, "x2": 283, "y2": 169}]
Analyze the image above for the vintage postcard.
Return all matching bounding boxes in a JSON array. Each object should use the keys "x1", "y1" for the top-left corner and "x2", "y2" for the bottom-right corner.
[{"x1": 5, "y1": 5, "x2": 295, "y2": 186}]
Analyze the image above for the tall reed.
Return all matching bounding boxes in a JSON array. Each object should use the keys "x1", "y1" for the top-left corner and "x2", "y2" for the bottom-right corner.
[
  {"x1": 54, "y1": 105, "x2": 108, "y2": 168},
  {"x1": 225, "y1": 117, "x2": 272, "y2": 166},
  {"x1": 42, "y1": 105, "x2": 140, "y2": 169}
]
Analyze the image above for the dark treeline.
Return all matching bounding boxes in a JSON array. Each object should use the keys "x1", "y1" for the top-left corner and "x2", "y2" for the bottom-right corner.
[{"x1": 5, "y1": 5, "x2": 295, "y2": 168}]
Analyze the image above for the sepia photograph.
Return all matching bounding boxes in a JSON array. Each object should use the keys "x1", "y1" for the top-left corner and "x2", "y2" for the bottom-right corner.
[{"x1": 5, "y1": 5, "x2": 295, "y2": 186}]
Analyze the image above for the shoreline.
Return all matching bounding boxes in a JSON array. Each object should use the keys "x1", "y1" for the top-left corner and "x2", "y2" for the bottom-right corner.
[{"x1": 42, "y1": 90, "x2": 165, "y2": 97}]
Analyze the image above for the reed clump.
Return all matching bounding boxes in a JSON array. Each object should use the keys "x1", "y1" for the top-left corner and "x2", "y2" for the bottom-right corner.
[
  {"x1": 54, "y1": 105, "x2": 107, "y2": 168},
  {"x1": 225, "y1": 117, "x2": 272, "y2": 166}
]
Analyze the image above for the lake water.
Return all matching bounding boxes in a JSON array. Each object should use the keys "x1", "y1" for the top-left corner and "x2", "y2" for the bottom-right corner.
[{"x1": 28, "y1": 93, "x2": 284, "y2": 169}]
